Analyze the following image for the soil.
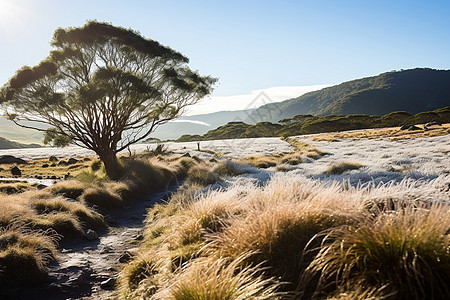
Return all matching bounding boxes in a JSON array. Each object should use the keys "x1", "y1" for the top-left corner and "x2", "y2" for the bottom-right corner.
[{"x1": 5, "y1": 184, "x2": 179, "y2": 300}]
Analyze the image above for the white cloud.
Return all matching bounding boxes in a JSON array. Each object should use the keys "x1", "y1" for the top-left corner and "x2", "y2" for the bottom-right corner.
[
  {"x1": 185, "y1": 84, "x2": 331, "y2": 115},
  {"x1": 168, "y1": 119, "x2": 211, "y2": 126}
]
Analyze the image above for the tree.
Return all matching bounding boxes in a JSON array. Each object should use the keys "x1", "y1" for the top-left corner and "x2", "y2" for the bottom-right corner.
[{"x1": 0, "y1": 21, "x2": 217, "y2": 179}]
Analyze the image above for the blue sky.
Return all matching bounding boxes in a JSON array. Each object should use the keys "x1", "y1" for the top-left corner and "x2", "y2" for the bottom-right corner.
[{"x1": 1, "y1": 0, "x2": 449, "y2": 113}]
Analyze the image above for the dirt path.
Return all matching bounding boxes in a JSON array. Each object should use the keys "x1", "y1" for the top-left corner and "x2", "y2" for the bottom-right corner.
[{"x1": 16, "y1": 184, "x2": 179, "y2": 300}]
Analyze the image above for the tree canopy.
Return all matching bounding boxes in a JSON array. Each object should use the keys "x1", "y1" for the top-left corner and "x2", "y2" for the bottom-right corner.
[{"x1": 0, "y1": 21, "x2": 217, "y2": 178}]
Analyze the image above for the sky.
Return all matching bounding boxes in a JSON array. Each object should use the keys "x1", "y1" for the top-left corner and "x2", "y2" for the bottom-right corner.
[{"x1": 1, "y1": 0, "x2": 449, "y2": 115}]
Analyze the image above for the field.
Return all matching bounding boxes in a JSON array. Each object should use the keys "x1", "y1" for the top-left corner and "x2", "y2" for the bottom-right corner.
[{"x1": 1, "y1": 126, "x2": 449, "y2": 299}]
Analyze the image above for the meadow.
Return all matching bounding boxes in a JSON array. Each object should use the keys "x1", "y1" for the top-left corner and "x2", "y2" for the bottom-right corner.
[{"x1": 0, "y1": 125, "x2": 449, "y2": 299}]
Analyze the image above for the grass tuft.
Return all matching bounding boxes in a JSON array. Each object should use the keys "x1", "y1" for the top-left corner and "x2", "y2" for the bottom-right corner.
[
  {"x1": 325, "y1": 161, "x2": 364, "y2": 175},
  {"x1": 304, "y1": 203, "x2": 450, "y2": 299}
]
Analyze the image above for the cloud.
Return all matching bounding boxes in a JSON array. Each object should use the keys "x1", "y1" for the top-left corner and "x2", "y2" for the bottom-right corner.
[
  {"x1": 185, "y1": 84, "x2": 331, "y2": 115},
  {"x1": 168, "y1": 119, "x2": 211, "y2": 126}
]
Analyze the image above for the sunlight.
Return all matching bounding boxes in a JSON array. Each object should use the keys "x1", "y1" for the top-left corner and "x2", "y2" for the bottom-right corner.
[{"x1": 0, "y1": 0, "x2": 30, "y2": 37}]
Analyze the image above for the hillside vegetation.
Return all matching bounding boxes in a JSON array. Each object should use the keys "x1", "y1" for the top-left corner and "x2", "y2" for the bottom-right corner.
[
  {"x1": 247, "y1": 68, "x2": 450, "y2": 123},
  {"x1": 177, "y1": 106, "x2": 450, "y2": 141}
]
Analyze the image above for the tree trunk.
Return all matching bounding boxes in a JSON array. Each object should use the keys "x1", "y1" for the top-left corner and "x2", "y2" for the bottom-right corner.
[{"x1": 99, "y1": 151, "x2": 122, "y2": 180}]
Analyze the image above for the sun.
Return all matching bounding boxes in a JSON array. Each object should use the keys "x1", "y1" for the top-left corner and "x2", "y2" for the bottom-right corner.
[{"x1": 0, "y1": 0, "x2": 29, "y2": 36}]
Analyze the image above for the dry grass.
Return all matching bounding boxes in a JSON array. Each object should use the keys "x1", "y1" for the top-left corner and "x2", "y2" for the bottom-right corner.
[
  {"x1": 311, "y1": 123, "x2": 450, "y2": 142},
  {"x1": 303, "y1": 203, "x2": 450, "y2": 299},
  {"x1": 325, "y1": 161, "x2": 364, "y2": 175},
  {"x1": 154, "y1": 254, "x2": 282, "y2": 300},
  {"x1": 0, "y1": 153, "x2": 202, "y2": 293},
  {"x1": 0, "y1": 225, "x2": 59, "y2": 288},
  {"x1": 186, "y1": 160, "x2": 245, "y2": 186},
  {"x1": 0, "y1": 181, "x2": 40, "y2": 194},
  {"x1": 0, "y1": 156, "x2": 93, "y2": 179},
  {"x1": 240, "y1": 137, "x2": 327, "y2": 169},
  {"x1": 118, "y1": 173, "x2": 450, "y2": 299}
]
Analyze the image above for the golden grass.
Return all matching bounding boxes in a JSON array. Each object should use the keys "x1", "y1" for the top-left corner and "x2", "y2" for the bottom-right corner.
[
  {"x1": 153, "y1": 254, "x2": 282, "y2": 300},
  {"x1": 186, "y1": 160, "x2": 245, "y2": 186},
  {"x1": 0, "y1": 225, "x2": 59, "y2": 287},
  {"x1": 118, "y1": 172, "x2": 450, "y2": 299},
  {"x1": 311, "y1": 123, "x2": 450, "y2": 142},
  {"x1": 0, "y1": 156, "x2": 94, "y2": 179},
  {"x1": 303, "y1": 203, "x2": 450, "y2": 299}
]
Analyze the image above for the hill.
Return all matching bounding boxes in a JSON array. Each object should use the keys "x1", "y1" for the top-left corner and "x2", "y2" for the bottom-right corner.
[
  {"x1": 246, "y1": 68, "x2": 450, "y2": 123},
  {"x1": 150, "y1": 109, "x2": 254, "y2": 140},
  {"x1": 0, "y1": 136, "x2": 41, "y2": 149},
  {"x1": 177, "y1": 106, "x2": 450, "y2": 141},
  {"x1": 0, "y1": 117, "x2": 44, "y2": 144}
]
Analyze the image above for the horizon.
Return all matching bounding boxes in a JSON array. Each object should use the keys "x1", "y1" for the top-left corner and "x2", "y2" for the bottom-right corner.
[{"x1": 1, "y1": 0, "x2": 450, "y2": 115}]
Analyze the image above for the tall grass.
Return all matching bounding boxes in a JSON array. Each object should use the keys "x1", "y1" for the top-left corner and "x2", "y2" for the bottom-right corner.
[
  {"x1": 118, "y1": 172, "x2": 450, "y2": 299},
  {"x1": 303, "y1": 203, "x2": 450, "y2": 299},
  {"x1": 0, "y1": 225, "x2": 58, "y2": 287},
  {"x1": 154, "y1": 254, "x2": 282, "y2": 300}
]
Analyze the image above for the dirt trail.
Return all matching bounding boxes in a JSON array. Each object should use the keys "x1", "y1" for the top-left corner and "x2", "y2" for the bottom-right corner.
[{"x1": 15, "y1": 185, "x2": 179, "y2": 300}]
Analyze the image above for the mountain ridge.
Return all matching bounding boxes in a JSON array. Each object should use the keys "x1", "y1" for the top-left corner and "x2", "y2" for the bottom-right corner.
[{"x1": 246, "y1": 68, "x2": 450, "y2": 123}]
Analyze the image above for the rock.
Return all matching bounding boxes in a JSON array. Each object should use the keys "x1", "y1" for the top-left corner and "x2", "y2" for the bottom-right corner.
[
  {"x1": 85, "y1": 229, "x2": 99, "y2": 241},
  {"x1": 0, "y1": 155, "x2": 27, "y2": 164},
  {"x1": 67, "y1": 158, "x2": 79, "y2": 165},
  {"x1": 64, "y1": 172, "x2": 71, "y2": 179},
  {"x1": 50, "y1": 175, "x2": 57, "y2": 179},
  {"x1": 49, "y1": 155, "x2": 59, "y2": 162},
  {"x1": 181, "y1": 152, "x2": 191, "y2": 157},
  {"x1": 42, "y1": 163, "x2": 49, "y2": 168},
  {"x1": 83, "y1": 157, "x2": 91, "y2": 161},
  {"x1": 10, "y1": 165, "x2": 21, "y2": 176},
  {"x1": 100, "y1": 277, "x2": 116, "y2": 290},
  {"x1": 58, "y1": 160, "x2": 69, "y2": 166},
  {"x1": 36, "y1": 175, "x2": 43, "y2": 180},
  {"x1": 37, "y1": 184, "x2": 47, "y2": 190},
  {"x1": 408, "y1": 125, "x2": 422, "y2": 131}
]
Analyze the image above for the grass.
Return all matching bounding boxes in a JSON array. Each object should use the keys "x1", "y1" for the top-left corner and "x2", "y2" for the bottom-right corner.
[
  {"x1": 154, "y1": 254, "x2": 282, "y2": 300},
  {"x1": 0, "y1": 153, "x2": 201, "y2": 291},
  {"x1": 0, "y1": 156, "x2": 93, "y2": 179},
  {"x1": 186, "y1": 160, "x2": 245, "y2": 186},
  {"x1": 303, "y1": 203, "x2": 450, "y2": 299},
  {"x1": 240, "y1": 137, "x2": 327, "y2": 169},
  {"x1": 312, "y1": 123, "x2": 450, "y2": 142},
  {"x1": 325, "y1": 161, "x2": 364, "y2": 175},
  {"x1": 0, "y1": 225, "x2": 59, "y2": 288},
  {"x1": 117, "y1": 172, "x2": 450, "y2": 299}
]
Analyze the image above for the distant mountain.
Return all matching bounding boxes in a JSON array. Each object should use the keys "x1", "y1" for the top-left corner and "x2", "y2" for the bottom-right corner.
[
  {"x1": 0, "y1": 136, "x2": 41, "y2": 149},
  {"x1": 0, "y1": 117, "x2": 44, "y2": 144},
  {"x1": 151, "y1": 109, "x2": 254, "y2": 140},
  {"x1": 246, "y1": 68, "x2": 450, "y2": 123}
]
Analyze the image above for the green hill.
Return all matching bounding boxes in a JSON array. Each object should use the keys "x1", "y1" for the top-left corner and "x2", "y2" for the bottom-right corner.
[
  {"x1": 177, "y1": 106, "x2": 450, "y2": 141},
  {"x1": 246, "y1": 68, "x2": 450, "y2": 123}
]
